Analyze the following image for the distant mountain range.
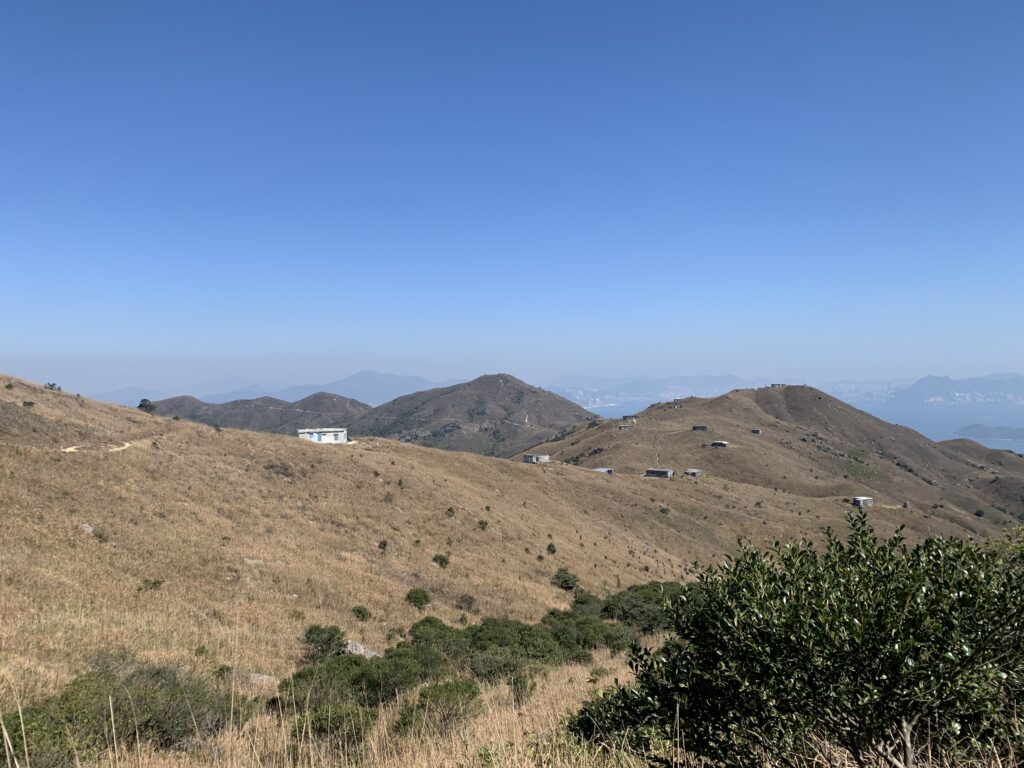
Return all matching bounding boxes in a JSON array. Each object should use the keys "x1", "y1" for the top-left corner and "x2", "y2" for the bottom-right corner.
[
  {"x1": 95, "y1": 371, "x2": 462, "y2": 408},
  {"x1": 957, "y1": 425, "x2": 1024, "y2": 440},
  {"x1": 150, "y1": 374, "x2": 593, "y2": 458},
  {"x1": 868, "y1": 374, "x2": 1024, "y2": 442},
  {"x1": 107, "y1": 371, "x2": 1024, "y2": 450},
  {"x1": 151, "y1": 392, "x2": 372, "y2": 434}
]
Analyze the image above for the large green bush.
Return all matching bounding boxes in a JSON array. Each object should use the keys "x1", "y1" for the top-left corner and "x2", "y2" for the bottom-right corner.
[
  {"x1": 301, "y1": 624, "x2": 348, "y2": 664},
  {"x1": 598, "y1": 580, "x2": 691, "y2": 632},
  {"x1": 2, "y1": 659, "x2": 245, "y2": 768},
  {"x1": 405, "y1": 588, "x2": 431, "y2": 610},
  {"x1": 571, "y1": 513, "x2": 1024, "y2": 768}
]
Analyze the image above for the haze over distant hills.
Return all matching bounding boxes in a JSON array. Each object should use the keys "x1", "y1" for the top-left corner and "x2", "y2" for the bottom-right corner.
[{"x1": 869, "y1": 374, "x2": 1024, "y2": 446}]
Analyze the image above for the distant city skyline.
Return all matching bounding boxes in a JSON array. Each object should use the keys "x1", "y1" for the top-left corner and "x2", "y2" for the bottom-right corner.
[{"x1": 2, "y1": 2, "x2": 1022, "y2": 390}]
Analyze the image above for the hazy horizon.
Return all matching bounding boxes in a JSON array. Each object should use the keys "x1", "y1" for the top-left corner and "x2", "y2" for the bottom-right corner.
[{"x1": 1, "y1": 355, "x2": 1017, "y2": 401}]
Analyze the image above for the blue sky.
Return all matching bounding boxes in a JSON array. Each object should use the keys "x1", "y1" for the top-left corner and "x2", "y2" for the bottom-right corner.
[{"x1": 2, "y1": 1, "x2": 1022, "y2": 392}]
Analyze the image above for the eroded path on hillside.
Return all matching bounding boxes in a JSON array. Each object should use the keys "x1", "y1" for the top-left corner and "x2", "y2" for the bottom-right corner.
[{"x1": 61, "y1": 441, "x2": 134, "y2": 453}]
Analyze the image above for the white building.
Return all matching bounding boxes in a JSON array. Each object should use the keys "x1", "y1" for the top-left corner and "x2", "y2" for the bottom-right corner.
[
  {"x1": 523, "y1": 454, "x2": 550, "y2": 464},
  {"x1": 684, "y1": 468, "x2": 702, "y2": 478},
  {"x1": 593, "y1": 467, "x2": 614, "y2": 475},
  {"x1": 852, "y1": 496, "x2": 874, "y2": 507},
  {"x1": 298, "y1": 427, "x2": 348, "y2": 444}
]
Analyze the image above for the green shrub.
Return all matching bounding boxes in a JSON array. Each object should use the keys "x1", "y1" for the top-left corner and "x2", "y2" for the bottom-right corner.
[
  {"x1": 3, "y1": 659, "x2": 245, "y2": 768},
  {"x1": 406, "y1": 588, "x2": 431, "y2": 610},
  {"x1": 393, "y1": 679, "x2": 480, "y2": 735},
  {"x1": 350, "y1": 644, "x2": 446, "y2": 706},
  {"x1": 551, "y1": 568, "x2": 579, "y2": 591},
  {"x1": 571, "y1": 513, "x2": 1024, "y2": 767},
  {"x1": 301, "y1": 624, "x2": 347, "y2": 664},
  {"x1": 432, "y1": 553, "x2": 450, "y2": 568},
  {"x1": 508, "y1": 672, "x2": 537, "y2": 706},
  {"x1": 598, "y1": 580, "x2": 689, "y2": 632},
  {"x1": 541, "y1": 610, "x2": 636, "y2": 656},
  {"x1": 477, "y1": 520, "x2": 488, "y2": 531},
  {"x1": 547, "y1": 542, "x2": 557, "y2": 555},
  {"x1": 293, "y1": 703, "x2": 377, "y2": 747},
  {"x1": 352, "y1": 606, "x2": 371, "y2": 622},
  {"x1": 280, "y1": 642, "x2": 446, "y2": 711},
  {"x1": 571, "y1": 590, "x2": 605, "y2": 616}
]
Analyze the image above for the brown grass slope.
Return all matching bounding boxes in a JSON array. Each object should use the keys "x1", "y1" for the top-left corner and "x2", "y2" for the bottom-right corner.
[
  {"x1": 151, "y1": 392, "x2": 372, "y2": 433},
  {"x1": 0, "y1": 376, "x2": 1012, "y2": 708},
  {"x1": 350, "y1": 373, "x2": 594, "y2": 458},
  {"x1": 528, "y1": 384, "x2": 1024, "y2": 522}
]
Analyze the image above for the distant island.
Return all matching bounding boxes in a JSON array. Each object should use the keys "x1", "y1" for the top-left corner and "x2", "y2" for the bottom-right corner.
[{"x1": 957, "y1": 424, "x2": 1024, "y2": 440}]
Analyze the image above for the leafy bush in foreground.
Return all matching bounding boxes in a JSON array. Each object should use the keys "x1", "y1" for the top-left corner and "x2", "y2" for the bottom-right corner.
[
  {"x1": 2, "y1": 659, "x2": 245, "y2": 768},
  {"x1": 571, "y1": 513, "x2": 1024, "y2": 768}
]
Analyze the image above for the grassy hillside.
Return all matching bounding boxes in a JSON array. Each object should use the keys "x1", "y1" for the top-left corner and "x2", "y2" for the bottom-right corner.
[
  {"x1": 350, "y1": 373, "x2": 594, "y2": 457},
  {"x1": 3, "y1": 376, "x2": 1009, "y2": 707},
  {"x1": 527, "y1": 384, "x2": 1024, "y2": 522}
]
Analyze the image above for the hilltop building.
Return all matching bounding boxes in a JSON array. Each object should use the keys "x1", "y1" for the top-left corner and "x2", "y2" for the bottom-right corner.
[
  {"x1": 852, "y1": 496, "x2": 874, "y2": 507},
  {"x1": 684, "y1": 468, "x2": 702, "y2": 478},
  {"x1": 523, "y1": 454, "x2": 550, "y2": 464},
  {"x1": 644, "y1": 468, "x2": 675, "y2": 479},
  {"x1": 298, "y1": 427, "x2": 348, "y2": 444},
  {"x1": 592, "y1": 467, "x2": 614, "y2": 475}
]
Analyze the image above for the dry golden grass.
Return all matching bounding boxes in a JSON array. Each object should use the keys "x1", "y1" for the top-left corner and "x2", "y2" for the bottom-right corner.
[
  {"x1": 1, "y1": 374, "x2": 1011, "y2": 709},
  {"x1": 1, "y1": 650, "x2": 645, "y2": 768},
  {"x1": 4, "y1": 376, "x2": 1022, "y2": 768}
]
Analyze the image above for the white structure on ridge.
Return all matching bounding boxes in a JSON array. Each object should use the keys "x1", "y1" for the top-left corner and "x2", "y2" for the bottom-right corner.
[{"x1": 298, "y1": 427, "x2": 348, "y2": 444}]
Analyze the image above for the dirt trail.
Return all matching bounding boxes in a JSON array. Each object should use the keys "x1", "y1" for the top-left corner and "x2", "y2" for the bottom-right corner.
[{"x1": 61, "y1": 441, "x2": 133, "y2": 454}]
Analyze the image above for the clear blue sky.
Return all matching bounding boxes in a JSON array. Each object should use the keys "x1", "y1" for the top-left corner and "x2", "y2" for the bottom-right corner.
[{"x1": 2, "y1": 1, "x2": 1022, "y2": 392}]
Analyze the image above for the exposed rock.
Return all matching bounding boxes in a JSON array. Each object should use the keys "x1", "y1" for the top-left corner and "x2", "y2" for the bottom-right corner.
[{"x1": 345, "y1": 640, "x2": 379, "y2": 659}]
